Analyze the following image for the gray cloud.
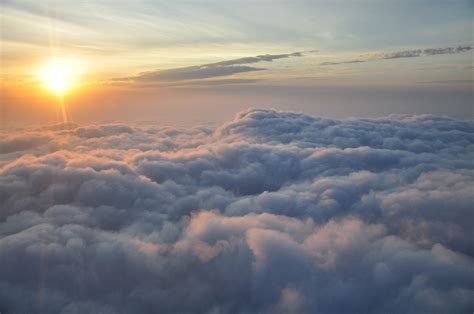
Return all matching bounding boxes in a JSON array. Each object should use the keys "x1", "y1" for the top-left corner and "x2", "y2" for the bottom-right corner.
[
  {"x1": 177, "y1": 78, "x2": 261, "y2": 87},
  {"x1": 115, "y1": 51, "x2": 304, "y2": 83},
  {"x1": 210, "y1": 52, "x2": 303, "y2": 67},
  {"x1": 0, "y1": 134, "x2": 52, "y2": 154},
  {"x1": 134, "y1": 65, "x2": 263, "y2": 82},
  {"x1": 319, "y1": 45, "x2": 472, "y2": 66},
  {"x1": 319, "y1": 60, "x2": 365, "y2": 66},
  {"x1": 377, "y1": 46, "x2": 472, "y2": 59},
  {"x1": 1, "y1": 109, "x2": 473, "y2": 313}
]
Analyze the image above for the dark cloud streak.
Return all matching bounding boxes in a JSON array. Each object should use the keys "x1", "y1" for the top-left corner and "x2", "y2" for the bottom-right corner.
[
  {"x1": 319, "y1": 45, "x2": 472, "y2": 66},
  {"x1": 134, "y1": 65, "x2": 263, "y2": 82},
  {"x1": 210, "y1": 52, "x2": 303, "y2": 67},
  {"x1": 114, "y1": 51, "x2": 305, "y2": 83}
]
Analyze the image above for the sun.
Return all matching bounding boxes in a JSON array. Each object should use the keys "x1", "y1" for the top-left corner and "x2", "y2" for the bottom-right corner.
[{"x1": 37, "y1": 58, "x2": 81, "y2": 96}]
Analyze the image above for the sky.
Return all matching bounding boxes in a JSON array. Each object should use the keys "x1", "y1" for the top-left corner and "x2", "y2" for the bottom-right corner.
[{"x1": 1, "y1": 0, "x2": 472, "y2": 125}]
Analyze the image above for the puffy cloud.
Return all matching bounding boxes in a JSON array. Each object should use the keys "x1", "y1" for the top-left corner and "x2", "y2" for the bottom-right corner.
[
  {"x1": 0, "y1": 133, "x2": 52, "y2": 154},
  {"x1": 0, "y1": 109, "x2": 473, "y2": 313}
]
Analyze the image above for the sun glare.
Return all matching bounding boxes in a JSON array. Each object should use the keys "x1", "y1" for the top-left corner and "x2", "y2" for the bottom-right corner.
[{"x1": 37, "y1": 58, "x2": 81, "y2": 96}]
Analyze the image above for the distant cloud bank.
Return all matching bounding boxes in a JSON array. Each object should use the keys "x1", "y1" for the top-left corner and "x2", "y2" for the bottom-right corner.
[{"x1": 1, "y1": 109, "x2": 473, "y2": 313}]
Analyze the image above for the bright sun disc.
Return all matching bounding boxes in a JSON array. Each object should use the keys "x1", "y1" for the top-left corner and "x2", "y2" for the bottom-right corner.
[{"x1": 37, "y1": 58, "x2": 81, "y2": 96}]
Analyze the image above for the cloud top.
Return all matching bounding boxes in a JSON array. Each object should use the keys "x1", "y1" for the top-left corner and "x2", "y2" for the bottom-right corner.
[{"x1": 1, "y1": 109, "x2": 473, "y2": 313}]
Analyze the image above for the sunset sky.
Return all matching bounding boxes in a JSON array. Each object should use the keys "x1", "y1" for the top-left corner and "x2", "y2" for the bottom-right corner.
[
  {"x1": 1, "y1": 2, "x2": 474, "y2": 313},
  {"x1": 1, "y1": 0, "x2": 473, "y2": 125}
]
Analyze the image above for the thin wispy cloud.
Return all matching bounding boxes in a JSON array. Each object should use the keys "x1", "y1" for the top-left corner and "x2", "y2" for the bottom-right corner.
[
  {"x1": 112, "y1": 46, "x2": 471, "y2": 87},
  {"x1": 319, "y1": 45, "x2": 472, "y2": 66},
  {"x1": 114, "y1": 51, "x2": 306, "y2": 83},
  {"x1": 129, "y1": 65, "x2": 263, "y2": 82},
  {"x1": 319, "y1": 59, "x2": 365, "y2": 66},
  {"x1": 210, "y1": 52, "x2": 304, "y2": 67}
]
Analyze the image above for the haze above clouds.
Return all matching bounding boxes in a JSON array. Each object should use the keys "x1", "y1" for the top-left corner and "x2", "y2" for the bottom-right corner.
[{"x1": 1, "y1": 109, "x2": 473, "y2": 313}]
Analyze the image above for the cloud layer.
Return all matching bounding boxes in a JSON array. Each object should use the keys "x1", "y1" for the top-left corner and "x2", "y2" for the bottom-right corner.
[{"x1": 1, "y1": 109, "x2": 473, "y2": 313}]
